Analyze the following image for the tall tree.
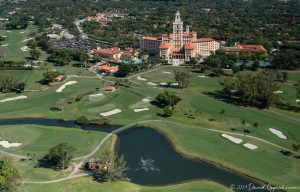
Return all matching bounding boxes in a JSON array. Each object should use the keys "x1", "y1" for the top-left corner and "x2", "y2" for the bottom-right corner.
[
  {"x1": 92, "y1": 152, "x2": 128, "y2": 182},
  {"x1": 174, "y1": 69, "x2": 190, "y2": 88},
  {"x1": 30, "y1": 49, "x2": 41, "y2": 60},
  {"x1": 45, "y1": 143, "x2": 75, "y2": 170},
  {"x1": 0, "y1": 158, "x2": 21, "y2": 192}
]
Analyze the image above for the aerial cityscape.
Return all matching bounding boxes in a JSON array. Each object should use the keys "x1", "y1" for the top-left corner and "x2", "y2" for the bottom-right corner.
[{"x1": 0, "y1": 0, "x2": 299, "y2": 191}]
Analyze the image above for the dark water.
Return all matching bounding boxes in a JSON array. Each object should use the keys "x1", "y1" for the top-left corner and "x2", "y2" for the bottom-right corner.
[
  {"x1": 0, "y1": 118, "x2": 120, "y2": 133},
  {"x1": 116, "y1": 127, "x2": 276, "y2": 192},
  {"x1": 0, "y1": 118, "x2": 279, "y2": 191}
]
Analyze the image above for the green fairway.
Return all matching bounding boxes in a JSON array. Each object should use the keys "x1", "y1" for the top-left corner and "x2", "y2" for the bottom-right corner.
[
  {"x1": 0, "y1": 67, "x2": 299, "y2": 191},
  {"x1": 1, "y1": 70, "x2": 44, "y2": 90},
  {"x1": 0, "y1": 124, "x2": 108, "y2": 157},
  {"x1": 23, "y1": 178, "x2": 231, "y2": 192},
  {"x1": 0, "y1": 25, "x2": 38, "y2": 61},
  {"x1": 141, "y1": 121, "x2": 300, "y2": 188}
]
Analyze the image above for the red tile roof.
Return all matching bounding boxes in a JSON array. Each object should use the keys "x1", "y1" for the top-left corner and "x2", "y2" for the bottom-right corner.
[
  {"x1": 222, "y1": 44, "x2": 267, "y2": 53},
  {"x1": 237, "y1": 44, "x2": 267, "y2": 52},
  {"x1": 159, "y1": 43, "x2": 171, "y2": 49},
  {"x1": 143, "y1": 36, "x2": 160, "y2": 41},
  {"x1": 98, "y1": 65, "x2": 119, "y2": 73},
  {"x1": 196, "y1": 38, "x2": 214, "y2": 42},
  {"x1": 183, "y1": 33, "x2": 194, "y2": 37},
  {"x1": 185, "y1": 43, "x2": 196, "y2": 50},
  {"x1": 96, "y1": 49, "x2": 121, "y2": 55}
]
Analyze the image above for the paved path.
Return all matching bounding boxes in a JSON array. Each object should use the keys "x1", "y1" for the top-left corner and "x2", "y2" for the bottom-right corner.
[
  {"x1": 23, "y1": 173, "x2": 89, "y2": 184},
  {"x1": 22, "y1": 119, "x2": 299, "y2": 184},
  {"x1": 265, "y1": 109, "x2": 300, "y2": 123}
]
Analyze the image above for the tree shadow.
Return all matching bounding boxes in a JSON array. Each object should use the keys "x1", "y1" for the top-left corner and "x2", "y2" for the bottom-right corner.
[
  {"x1": 276, "y1": 103, "x2": 300, "y2": 113},
  {"x1": 204, "y1": 91, "x2": 267, "y2": 109}
]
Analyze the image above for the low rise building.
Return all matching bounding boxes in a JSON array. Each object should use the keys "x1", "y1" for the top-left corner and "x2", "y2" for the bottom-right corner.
[{"x1": 221, "y1": 44, "x2": 267, "y2": 54}]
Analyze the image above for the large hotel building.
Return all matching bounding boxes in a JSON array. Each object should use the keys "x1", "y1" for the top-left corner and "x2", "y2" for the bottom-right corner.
[{"x1": 140, "y1": 11, "x2": 220, "y2": 65}]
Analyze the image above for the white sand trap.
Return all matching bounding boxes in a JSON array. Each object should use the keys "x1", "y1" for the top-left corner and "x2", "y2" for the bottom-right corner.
[
  {"x1": 6, "y1": 31, "x2": 11, "y2": 33},
  {"x1": 89, "y1": 93, "x2": 103, "y2": 98},
  {"x1": 170, "y1": 82, "x2": 179, "y2": 86},
  {"x1": 162, "y1": 71, "x2": 172, "y2": 74},
  {"x1": 137, "y1": 76, "x2": 147, "y2": 81},
  {"x1": 1, "y1": 44, "x2": 8, "y2": 47},
  {"x1": 56, "y1": 81, "x2": 77, "y2": 93},
  {"x1": 133, "y1": 108, "x2": 149, "y2": 112},
  {"x1": 2, "y1": 35, "x2": 7, "y2": 38},
  {"x1": 20, "y1": 46, "x2": 30, "y2": 52},
  {"x1": 296, "y1": 99, "x2": 300, "y2": 103},
  {"x1": 0, "y1": 140, "x2": 22, "y2": 148},
  {"x1": 199, "y1": 75, "x2": 208, "y2": 78},
  {"x1": 274, "y1": 90, "x2": 283, "y2": 94},
  {"x1": 269, "y1": 128, "x2": 287, "y2": 139},
  {"x1": 243, "y1": 143, "x2": 258, "y2": 150},
  {"x1": 0, "y1": 95, "x2": 27, "y2": 103},
  {"x1": 221, "y1": 134, "x2": 243, "y2": 144},
  {"x1": 142, "y1": 98, "x2": 151, "y2": 102},
  {"x1": 20, "y1": 31, "x2": 27, "y2": 34},
  {"x1": 100, "y1": 109, "x2": 122, "y2": 117},
  {"x1": 22, "y1": 37, "x2": 33, "y2": 42},
  {"x1": 160, "y1": 82, "x2": 168, "y2": 86},
  {"x1": 147, "y1": 82, "x2": 158, "y2": 86}
]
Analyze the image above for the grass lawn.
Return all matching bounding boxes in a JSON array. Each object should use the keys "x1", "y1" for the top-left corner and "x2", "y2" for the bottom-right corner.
[
  {"x1": 0, "y1": 25, "x2": 38, "y2": 61},
  {"x1": 0, "y1": 124, "x2": 108, "y2": 157},
  {"x1": 23, "y1": 178, "x2": 231, "y2": 192},
  {"x1": 0, "y1": 66, "x2": 299, "y2": 191},
  {"x1": 18, "y1": 166, "x2": 71, "y2": 181},
  {"x1": 142, "y1": 121, "x2": 300, "y2": 188},
  {"x1": 1, "y1": 70, "x2": 44, "y2": 90}
]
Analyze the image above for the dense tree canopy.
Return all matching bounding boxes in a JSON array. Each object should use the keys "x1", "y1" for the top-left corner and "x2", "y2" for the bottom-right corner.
[
  {"x1": 220, "y1": 71, "x2": 279, "y2": 108},
  {"x1": 0, "y1": 158, "x2": 21, "y2": 192},
  {"x1": 44, "y1": 143, "x2": 75, "y2": 170}
]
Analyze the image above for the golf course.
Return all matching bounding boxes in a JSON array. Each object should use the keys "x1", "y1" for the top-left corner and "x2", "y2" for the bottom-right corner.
[{"x1": 0, "y1": 27, "x2": 300, "y2": 192}]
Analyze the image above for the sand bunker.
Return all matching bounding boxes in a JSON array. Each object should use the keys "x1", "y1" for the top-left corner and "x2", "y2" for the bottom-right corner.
[
  {"x1": 0, "y1": 140, "x2": 22, "y2": 148},
  {"x1": 170, "y1": 82, "x2": 179, "y2": 86},
  {"x1": 1, "y1": 44, "x2": 8, "y2": 47},
  {"x1": 56, "y1": 81, "x2": 77, "y2": 93},
  {"x1": 0, "y1": 95, "x2": 27, "y2": 103},
  {"x1": 147, "y1": 82, "x2": 158, "y2": 86},
  {"x1": 296, "y1": 99, "x2": 300, "y2": 103},
  {"x1": 199, "y1": 75, "x2": 208, "y2": 78},
  {"x1": 133, "y1": 108, "x2": 149, "y2": 112},
  {"x1": 269, "y1": 128, "x2": 287, "y2": 139},
  {"x1": 142, "y1": 98, "x2": 151, "y2": 102},
  {"x1": 22, "y1": 37, "x2": 33, "y2": 42},
  {"x1": 160, "y1": 82, "x2": 168, "y2": 86},
  {"x1": 137, "y1": 76, "x2": 147, "y2": 81},
  {"x1": 89, "y1": 93, "x2": 103, "y2": 98},
  {"x1": 243, "y1": 143, "x2": 258, "y2": 150},
  {"x1": 100, "y1": 109, "x2": 122, "y2": 117},
  {"x1": 20, "y1": 46, "x2": 30, "y2": 52},
  {"x1": 221, "y1": 134, "x2": 243, "y2": 144},
  {"x1": 20, "y1": 31, "x2": 27, "y2": 34},
  {"x1": 274, "y1": 90, "x2": 283, "y2": 94},
  {"x1": 162, "y1": 71, "x2": 172, "y2": 74}
]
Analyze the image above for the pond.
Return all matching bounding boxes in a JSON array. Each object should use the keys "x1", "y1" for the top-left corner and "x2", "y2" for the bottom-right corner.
[
  {"x1": 116, "y1": 127, "x2": 276, "y2": 192},
  {"x1": 0, "y1": 118, "x2": 279, "y2": 191}
]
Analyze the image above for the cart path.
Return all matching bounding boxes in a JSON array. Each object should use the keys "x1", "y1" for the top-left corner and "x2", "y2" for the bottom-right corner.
[{"x1": 22, "y1": 119, "x2": 299, "y2": 184}]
